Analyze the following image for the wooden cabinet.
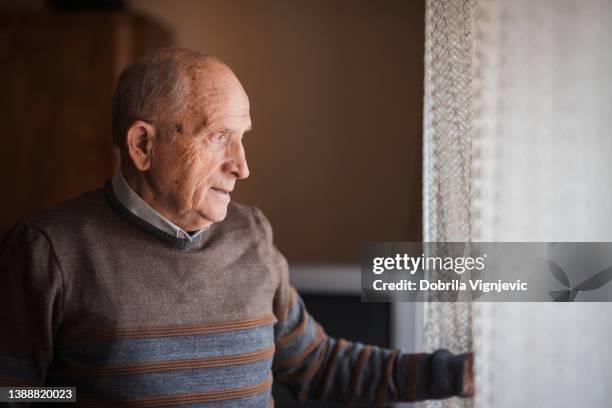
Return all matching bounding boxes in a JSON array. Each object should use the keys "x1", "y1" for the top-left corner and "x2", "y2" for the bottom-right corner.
[{"x1": 0, "y1": 12, "x2": 170, "y2": 235}]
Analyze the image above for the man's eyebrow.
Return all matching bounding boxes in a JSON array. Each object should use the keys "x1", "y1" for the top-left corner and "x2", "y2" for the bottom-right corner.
[{"x1": 223, "y1": 124, "x2": 252, "y2": 134}]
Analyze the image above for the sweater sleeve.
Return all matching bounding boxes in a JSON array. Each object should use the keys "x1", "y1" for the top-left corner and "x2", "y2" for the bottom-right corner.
[
  {"x1": 273, "y1": 287, "x2": 469, "y2": 405},
  {"x1": 252, "y1": 208, "x2": 469, "y2": 406},
  {"x1": 0, "y1": 222, "x2": 64, "y2": 387}
]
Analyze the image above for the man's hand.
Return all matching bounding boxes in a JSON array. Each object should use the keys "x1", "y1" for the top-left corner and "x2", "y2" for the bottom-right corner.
[{"x1": 461, "y1": 352, "x2": 475, "y2": 397}]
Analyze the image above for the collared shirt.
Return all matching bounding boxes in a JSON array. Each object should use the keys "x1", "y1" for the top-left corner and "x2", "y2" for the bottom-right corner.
[{"x1": 111, "y1": 170, "x2": 206, "y2": 241}]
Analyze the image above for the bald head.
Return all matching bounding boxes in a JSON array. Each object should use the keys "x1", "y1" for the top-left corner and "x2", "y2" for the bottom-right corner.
[{"x1": 111, "y1": 48, "x2": 247, "y2": 147}]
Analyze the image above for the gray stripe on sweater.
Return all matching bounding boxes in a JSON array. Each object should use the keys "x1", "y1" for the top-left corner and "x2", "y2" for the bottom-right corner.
[
  {"x1": 49, "y1": 358, "x2": 273, "y2": 399},
  {"x1": 59, "y1": 325, "x2": 274, "y2": 366}
]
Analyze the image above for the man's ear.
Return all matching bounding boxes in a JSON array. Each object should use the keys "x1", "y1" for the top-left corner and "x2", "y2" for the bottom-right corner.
[{"x1": 125, "y1": 121, "x2": 156, "y2": 171}]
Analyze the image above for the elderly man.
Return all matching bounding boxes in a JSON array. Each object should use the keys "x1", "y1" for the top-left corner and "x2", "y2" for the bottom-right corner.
[{"x1": 0, "y1": 48, "x2": 472, "y2": 406}]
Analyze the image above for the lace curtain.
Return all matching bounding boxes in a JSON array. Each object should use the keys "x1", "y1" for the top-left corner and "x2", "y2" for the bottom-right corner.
[
  {"x1": 423, "y1": 1, "x2": 475, "y2": 408},
  {"x1": 424, "y1": 0, "x2": 612, "y2": 407}
]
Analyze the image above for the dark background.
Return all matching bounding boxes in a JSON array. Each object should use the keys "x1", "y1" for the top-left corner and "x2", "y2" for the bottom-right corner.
[
  {"x1": 0, "y1": 1, "x2": 424, "y2": 406},
  {"x1": 0, "y1": 0, "x2": 424, "y2": 259}
]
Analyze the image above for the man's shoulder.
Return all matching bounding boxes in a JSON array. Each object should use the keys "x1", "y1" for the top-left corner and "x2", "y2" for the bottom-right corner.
[{"x1": 28, "y1": 185, "x2": 110, "y2": 235}]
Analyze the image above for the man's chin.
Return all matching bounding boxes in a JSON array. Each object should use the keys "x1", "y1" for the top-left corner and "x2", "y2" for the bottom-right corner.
[{"x1": 201, "y1": 205, "x2": 229, "y2": 225}]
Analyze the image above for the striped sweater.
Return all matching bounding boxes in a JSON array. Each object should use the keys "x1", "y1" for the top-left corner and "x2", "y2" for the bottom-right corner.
[{"x1": 0, "y1": 183, "x2": 469, "y2": 407}]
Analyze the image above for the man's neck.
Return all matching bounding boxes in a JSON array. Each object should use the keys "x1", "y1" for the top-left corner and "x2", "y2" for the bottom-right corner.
[{"x1": 115, "y1": 165, "x2": 208, "y2": 240}]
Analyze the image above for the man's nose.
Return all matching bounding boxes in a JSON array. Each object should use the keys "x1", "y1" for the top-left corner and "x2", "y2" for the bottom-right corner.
[{"x1": 225, "y1": 139, "x2": 250, "y2": 179}]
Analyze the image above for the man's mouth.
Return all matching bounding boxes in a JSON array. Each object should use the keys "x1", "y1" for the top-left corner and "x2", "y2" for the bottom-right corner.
[{"x1": 211, "y1": 187, "x2": 231, "y2": 195}]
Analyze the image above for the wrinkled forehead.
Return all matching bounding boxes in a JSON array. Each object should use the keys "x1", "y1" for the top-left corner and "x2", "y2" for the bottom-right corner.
[
  {"x1": 182, "y1": 62, "x2": 250, "y2": 131},
  {"x1": 188, "y1": 62, "x2": 249, "y2": 106}
]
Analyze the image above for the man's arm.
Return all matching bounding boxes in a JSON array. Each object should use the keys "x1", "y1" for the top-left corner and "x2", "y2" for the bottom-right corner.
[
  {"x1": 0, "y1": 222, "x2": 63, "y2": 386},
  {"x1": 273, "y1": 286, "x2": 471, "y2": 405},
  {"x1": 252, "y1": 207, "x2": 472, "y2": 405}
]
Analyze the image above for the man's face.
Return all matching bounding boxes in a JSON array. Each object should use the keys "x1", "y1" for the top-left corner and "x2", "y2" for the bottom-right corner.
[{"x1": 147, "y1": 64, "x2": 251, "y2": 230}]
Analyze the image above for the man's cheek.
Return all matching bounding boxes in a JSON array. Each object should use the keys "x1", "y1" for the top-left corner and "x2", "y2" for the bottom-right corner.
[
  {"x1": 180, "y1": 139, "x2": 200, "y2": 162},
  {"x1": 190, "y1": 184, "x2": 209, "y2": 208}
]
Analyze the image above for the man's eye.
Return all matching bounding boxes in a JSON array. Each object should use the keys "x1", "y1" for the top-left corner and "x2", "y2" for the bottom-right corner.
[{"x1": 210, "y1": 133, "x2": 228, "y2": 145}]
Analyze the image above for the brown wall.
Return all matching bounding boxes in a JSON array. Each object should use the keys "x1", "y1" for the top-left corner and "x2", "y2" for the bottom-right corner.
[
  {"x1": 129, "y1": 0, "x2": 424, "y2": 263},
  {"x1": 1, "y1": 0, "x2": 424, "y2": 263}
]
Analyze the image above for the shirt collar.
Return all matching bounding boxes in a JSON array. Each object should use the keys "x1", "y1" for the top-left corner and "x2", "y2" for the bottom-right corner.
[{"x1": 111, "y1": 170, "x2": 206, "y2": 241}]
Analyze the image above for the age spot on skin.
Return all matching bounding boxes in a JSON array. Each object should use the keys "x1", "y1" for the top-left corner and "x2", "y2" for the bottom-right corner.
[{"x1": 175, "y1": 123, "x2": 184, "y2": 134}]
